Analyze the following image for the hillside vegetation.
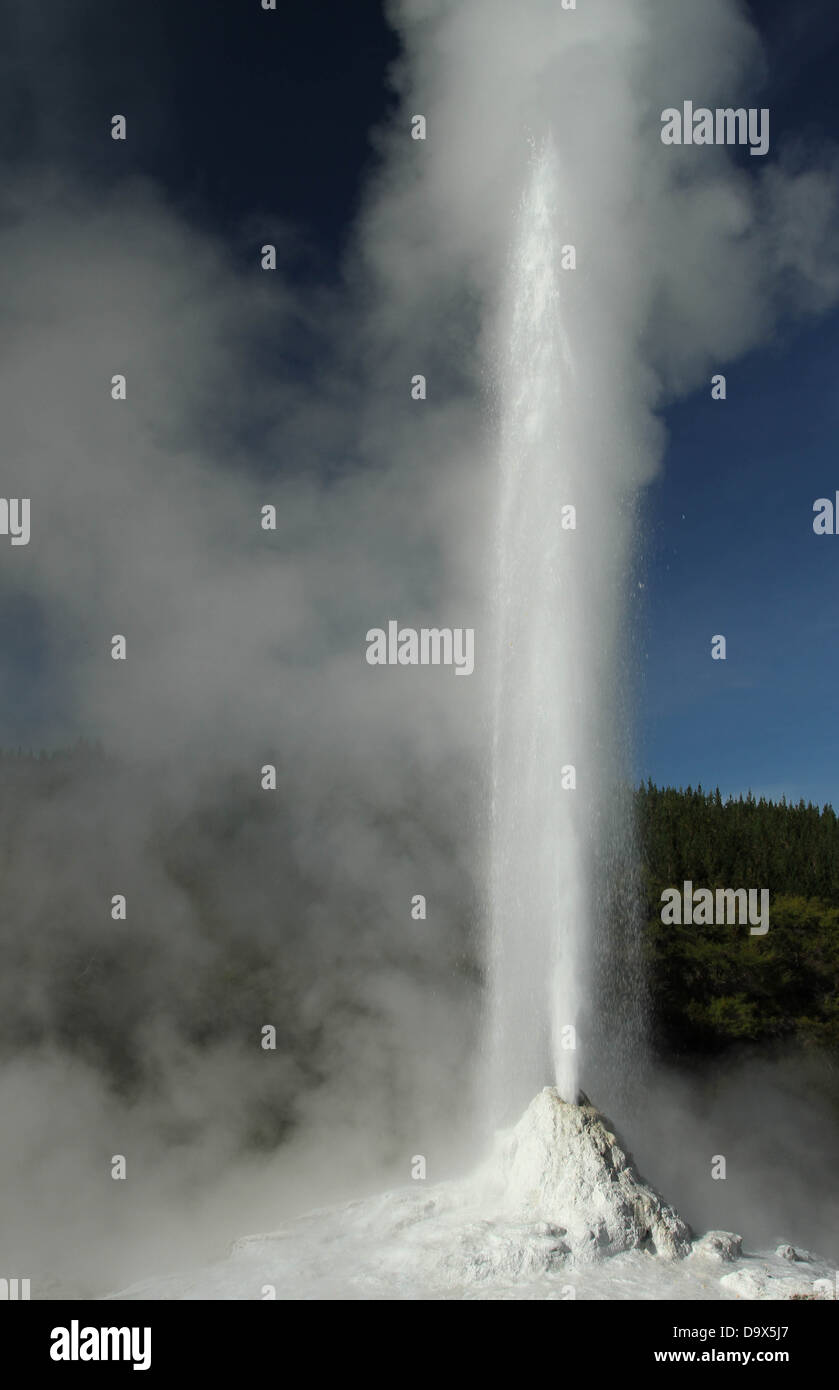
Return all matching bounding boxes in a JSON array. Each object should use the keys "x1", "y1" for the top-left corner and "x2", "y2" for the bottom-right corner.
[{"x1": 637, "y1": 783, "x2": 839, "y2": 1055}]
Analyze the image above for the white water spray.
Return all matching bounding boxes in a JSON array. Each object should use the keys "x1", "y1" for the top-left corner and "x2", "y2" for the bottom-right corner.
[{"x1": 485, "y1": 138, "x2": 627, "y2": 1125}]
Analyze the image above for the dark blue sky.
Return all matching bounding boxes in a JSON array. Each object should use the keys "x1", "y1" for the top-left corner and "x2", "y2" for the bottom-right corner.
[
  {"x1": 3, "y1": 0, "x2": 838, "y2": 806},
  {"x1": 640, "y1": 309, "x2": 839, "y2": 808},
  {"x1": 641, "y1": 0, "x2": 839, "y2": 808}
]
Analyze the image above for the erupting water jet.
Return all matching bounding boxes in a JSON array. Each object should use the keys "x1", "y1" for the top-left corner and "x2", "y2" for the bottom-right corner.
[{"x1": 485, "y1": 139, "x2": 585, "y2": 1124}]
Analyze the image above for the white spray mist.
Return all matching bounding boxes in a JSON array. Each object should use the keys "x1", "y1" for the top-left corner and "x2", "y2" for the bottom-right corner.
[{"x1": 486, "y1": 139, "x2": 589, "y2": 1121}]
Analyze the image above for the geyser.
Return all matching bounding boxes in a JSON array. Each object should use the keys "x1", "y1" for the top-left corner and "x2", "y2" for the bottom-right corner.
[{"x1": 485, "y1": 138, "x2": 639, "y2": 1124}]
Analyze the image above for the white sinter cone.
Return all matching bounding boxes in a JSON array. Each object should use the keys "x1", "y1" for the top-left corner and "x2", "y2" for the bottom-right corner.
[{"x1": 479, "y1": 1087, "x2": 692, "y2": 1261}]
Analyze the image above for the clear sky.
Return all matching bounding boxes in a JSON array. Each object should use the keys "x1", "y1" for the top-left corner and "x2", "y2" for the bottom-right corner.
[
  {"x1": 637, "y1": 0, "x2": 839, "y2": 808},
  {"x1": 641, "y1": 308, "x2": 839, "y2": 809}
]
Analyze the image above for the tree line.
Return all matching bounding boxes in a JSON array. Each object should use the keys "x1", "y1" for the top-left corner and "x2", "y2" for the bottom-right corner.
[{"x1": 637, "y1": 782, "x2": 839, "y2": 1056}]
